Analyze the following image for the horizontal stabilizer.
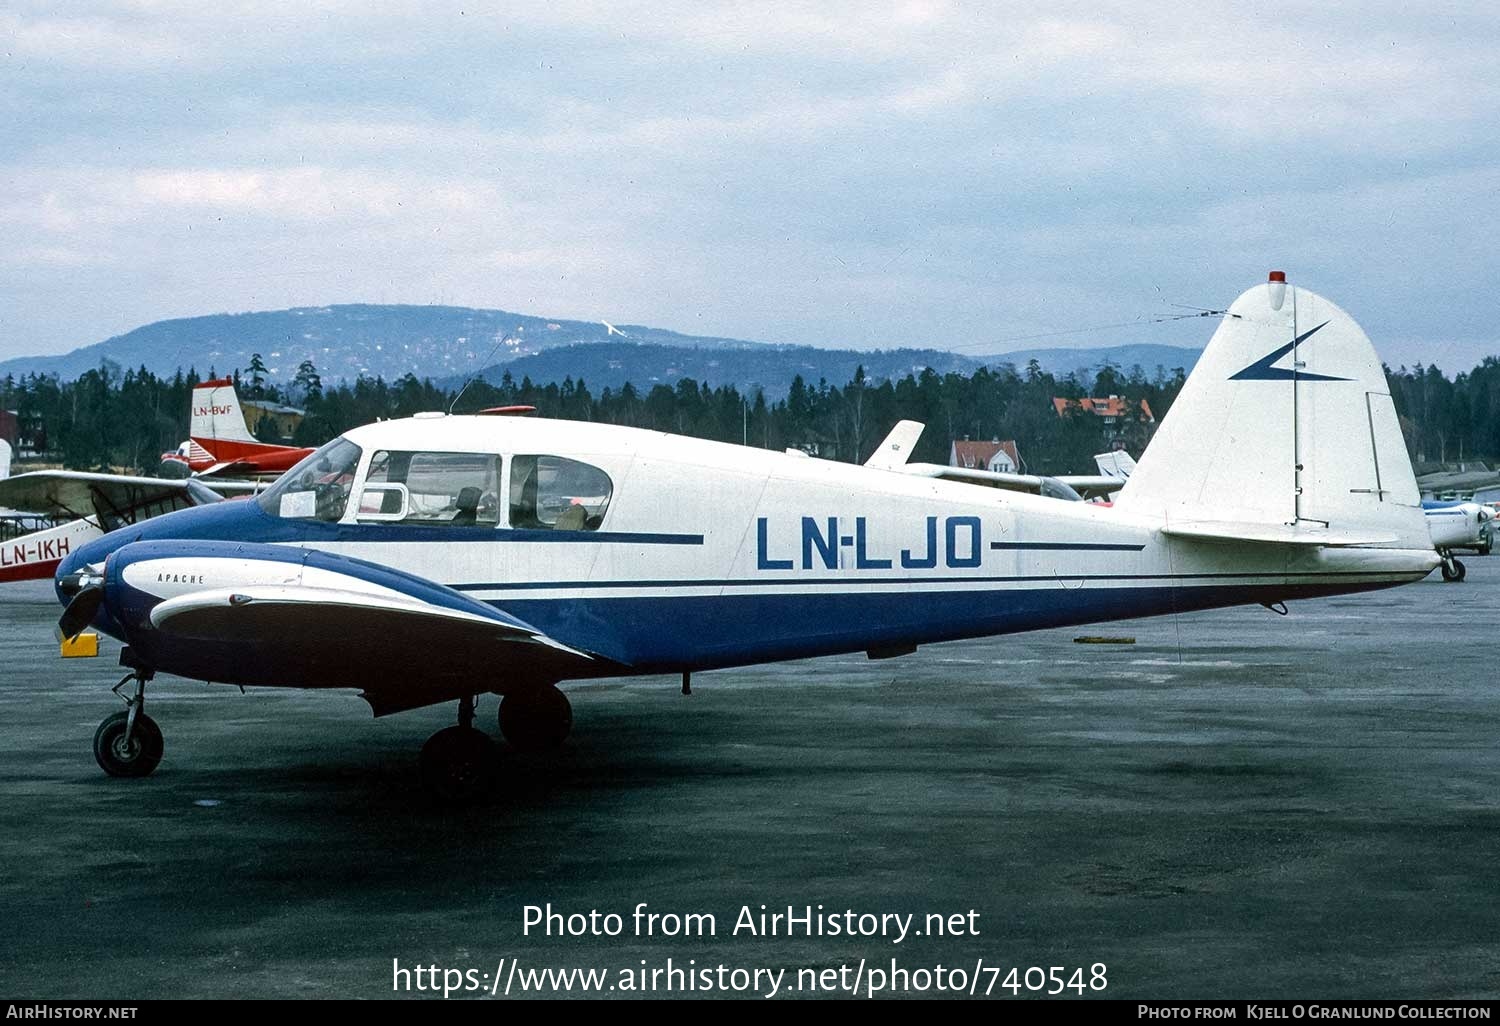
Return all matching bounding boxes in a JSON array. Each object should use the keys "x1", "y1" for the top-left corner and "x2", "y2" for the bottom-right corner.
[{"x1": 1162, "y1": 521, "x2": 1398, "y2": 547}]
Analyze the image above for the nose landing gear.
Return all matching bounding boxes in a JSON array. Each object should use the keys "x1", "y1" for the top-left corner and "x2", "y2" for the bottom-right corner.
[{"x1": 94, "y1": 669, "x2": 163, "y2": 778}]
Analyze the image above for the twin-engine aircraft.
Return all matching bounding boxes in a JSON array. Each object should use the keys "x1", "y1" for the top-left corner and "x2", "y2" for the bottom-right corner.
[{"x1": 53, "y1": 274, "x2": 1439, "y2": 802}]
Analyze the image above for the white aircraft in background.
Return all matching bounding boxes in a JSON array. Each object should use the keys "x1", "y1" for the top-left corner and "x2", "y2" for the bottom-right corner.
[
  {"x1": 0, "y1": 381, "x2": 270, "y2": 583},
  {"x1": 1422, "y1": 500, "x2": 1493, "y2": 582},
  {"x1": 54, "y1": 273, "x2": 1438, "y2": 803},
  {"x1": 1094, "y1": 449, "x2": 1137, "y2": 482},
  {"x1": 0, "y1": 472, "x2": 254, "y2": 584}
]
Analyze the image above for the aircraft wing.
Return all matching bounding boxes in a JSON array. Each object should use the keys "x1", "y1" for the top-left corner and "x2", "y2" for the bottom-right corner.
[
  {"x1": 899, "y1": 462, "x2": 1044, "y2": 490},
  {"x1": 1161, "y1": 521, "x2": 1399, "y2": 547},
  {"x1": 897, "y1": 463, "x2": 1097, "y2": 500},
  {"x1": 0, "y1": 470, "x2": 254, "y2": 519},
  {"x1": 896, "y1": 462, "x2": 1124, "y2": 502},
  {"x1": 147, "y1": 584, "x2": 597, "y2": 715},
  {"x1": 1053, "y1": 475, "x2": 1129, "y2": 500}
]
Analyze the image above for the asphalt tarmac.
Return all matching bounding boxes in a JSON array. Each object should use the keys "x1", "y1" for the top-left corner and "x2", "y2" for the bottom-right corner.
[{"x1": 0, "y1": 565, "x2": 1496, "y2": 1000}]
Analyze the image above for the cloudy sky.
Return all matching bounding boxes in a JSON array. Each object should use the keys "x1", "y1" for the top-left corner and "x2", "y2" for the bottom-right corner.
[{"x1": 3, "y1": 1, "x2": 1497, "y2": 370}]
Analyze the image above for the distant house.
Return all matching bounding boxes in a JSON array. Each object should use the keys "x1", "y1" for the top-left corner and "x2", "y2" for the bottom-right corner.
[
  {"x1": 1052, "y1": 395, "x2": 1155, "y2": 449},
  {"x1": 1050, "y1": 395, "x2": 1155, "y2": 425},
  {"x1": 950, "y1": 439, "x2": 1021, "y2": 474},
  {"x1": 240, "y1": 398, "x2": 304, "y2": 442},
  {"x1": 789, "y1": 428, "x2": 841, "y2": 462},
  {"x1": 1, "y1": 409, "x2": 46, "y2": 457}
]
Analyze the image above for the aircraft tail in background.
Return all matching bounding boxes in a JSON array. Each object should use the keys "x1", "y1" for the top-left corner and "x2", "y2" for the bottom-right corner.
[
  {"x1": 163, "y1": 379, "x2": 313, "y2": 477},
  {"x1": 190, "y1": 378, "x2": 259, "y2": 446},
  {"x1": 0, "y1": 439, "x2": 11, "y2": 482},
  {"x1": 1114, "y1": 272, "x2": 1430, "y2": 551},
  {"x1": 1093, "y1": 449, "x2": 1135, "y2": 480}
]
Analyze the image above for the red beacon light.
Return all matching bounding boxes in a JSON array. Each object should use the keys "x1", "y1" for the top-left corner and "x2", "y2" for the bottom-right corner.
[
  {"x1": 477, "y1": 405, "x2": 538, "y2": 416},
  {"x1": 1267, "y1": 270, "x2": 1288, "y2": 310}
]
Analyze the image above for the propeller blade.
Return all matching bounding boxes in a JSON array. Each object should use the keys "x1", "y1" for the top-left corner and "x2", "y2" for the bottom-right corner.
[{"x1": 58, "y1": 586, "x2": 104, "y2": 640}]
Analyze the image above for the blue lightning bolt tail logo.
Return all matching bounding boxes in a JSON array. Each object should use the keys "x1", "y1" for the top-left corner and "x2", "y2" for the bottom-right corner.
[{"x1": 1228, "y1": 321, "x2": 1349, "y2": 382}]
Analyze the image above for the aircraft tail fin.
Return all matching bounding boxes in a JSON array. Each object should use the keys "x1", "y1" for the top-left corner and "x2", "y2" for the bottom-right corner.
[
  {"x1": 0, "y1": 438, "x2": 11, "y2": 481},
  {"x1": 866, "y1": 420, "x2": 925, "y2": 470},
  {"x1": 1113, "y1": 273, "x2": 1429, "y2": 550},
  {"x1": 190, "y1": 379, "x2": 258, "y2": 449}
]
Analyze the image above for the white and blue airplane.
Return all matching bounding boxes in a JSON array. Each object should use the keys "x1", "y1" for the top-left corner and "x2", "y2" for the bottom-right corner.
[
  {"x1": 1422, "y1": 500, "x2": 1493, "y2": 581},
  {"x1": 53, "y1": 273, "x2": 1439, "y2": 802}
]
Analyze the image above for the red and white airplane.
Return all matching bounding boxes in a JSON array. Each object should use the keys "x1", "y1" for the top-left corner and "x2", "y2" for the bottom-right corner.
[{"x1": 161, "y1": 379, "x2": 312, "y2": 477}]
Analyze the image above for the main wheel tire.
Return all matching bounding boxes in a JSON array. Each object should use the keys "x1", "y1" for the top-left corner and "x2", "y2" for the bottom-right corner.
[
  {"x1": 93, "y1": 711, "x2": 164, "y2": 778},
  {"x1": 419, "y1": 725, "x2": 497, "y2": 805},
  {"x1": 1441, "y1": 560, "x2": 1459, "y2": 581},
  {"x1": 1453, "y1": 558, "x2": 1467, "y2": 582},
  {"x1": 498, "y1": 687, "x2": 573, "y2": 753}
]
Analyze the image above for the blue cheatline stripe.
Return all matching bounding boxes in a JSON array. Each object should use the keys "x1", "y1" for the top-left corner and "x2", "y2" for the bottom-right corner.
[
  {"x1": 450, "y1": 568, "x2": 1428, "y2": 592},
  {"x1": 323, "y1": 526, "x2": 705, "y2": 544},
  {"x1": 492, "y1": 576, "x2": 1419, "y2": 672},
  {"x1": 988, "y1": 541, "x2": 1145, "y2": 551}
]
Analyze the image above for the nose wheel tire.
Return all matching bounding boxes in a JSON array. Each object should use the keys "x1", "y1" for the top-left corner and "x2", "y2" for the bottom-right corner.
[
  {"x1": 93, "y1": 710, "x2": 164, "y2": 778},
  {"x1": 419, "y1": 725, "x2": 497, "y2": 805},
  {"x1": 1441, "y1": 557, "x2": 1466, "y2": 582},
  {"x1": 498, "y1": 686, "x2": 573, "y2": 752}
]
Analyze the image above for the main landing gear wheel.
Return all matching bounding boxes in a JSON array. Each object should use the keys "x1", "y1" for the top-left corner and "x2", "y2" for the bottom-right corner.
[
  {"x1": 420, "y1": 696, "x2": 496, "y2": 805},
  {"x1": 498, "y1": 686, "x2": 573, "y2": 753},
  {"x1": 1441, "y1": 556, "x2": 1467, "y2": 582},
  {"x1": 93, "y1": 710, "x2": 163, "y2": 777}
]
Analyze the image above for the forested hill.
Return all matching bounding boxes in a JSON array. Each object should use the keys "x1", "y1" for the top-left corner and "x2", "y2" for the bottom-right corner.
[
  {"x1": 0, "y1": 303, "x2": 1201, "y2": 393},
  {"x1": 0, "y1": 304, "x2": 771, "y2": 385}
]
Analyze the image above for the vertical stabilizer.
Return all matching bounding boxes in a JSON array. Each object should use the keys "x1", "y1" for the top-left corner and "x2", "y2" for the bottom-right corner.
[
  {"x1": 190, "y1": 379, "x2": 258, "y2": 448},
  {"x1": 1114, "y1": 273, "x2": 1428, "y2": 549}
]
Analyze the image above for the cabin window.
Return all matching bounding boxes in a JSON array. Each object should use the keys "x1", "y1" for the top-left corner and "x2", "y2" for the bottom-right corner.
[
  {"x1": 508, "y1": 455, "x2": 612, "y2": 531},
  {"x1": 256, "y1": 437, "x2": 363, "y2": 521},
  {"x1": 357, "y1": 450, "x2": 501, "y2": 527}
]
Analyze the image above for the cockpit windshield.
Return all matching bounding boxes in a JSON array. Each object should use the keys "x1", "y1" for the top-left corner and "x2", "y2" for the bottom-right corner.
[{"x1": 256, "y1": 437, "x2": 363, "y2": 521}]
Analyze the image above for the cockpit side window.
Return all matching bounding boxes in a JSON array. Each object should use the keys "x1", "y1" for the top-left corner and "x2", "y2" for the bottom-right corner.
[
  {"x1": 508, "y1": 455, "x2": 612, "y2": 531},
  {"x1": 256, "y1": 437, "x2": 363, "y2": 521},
  {"x1": 356, "y1": 451, "x2": 501, "y2": 527}
]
